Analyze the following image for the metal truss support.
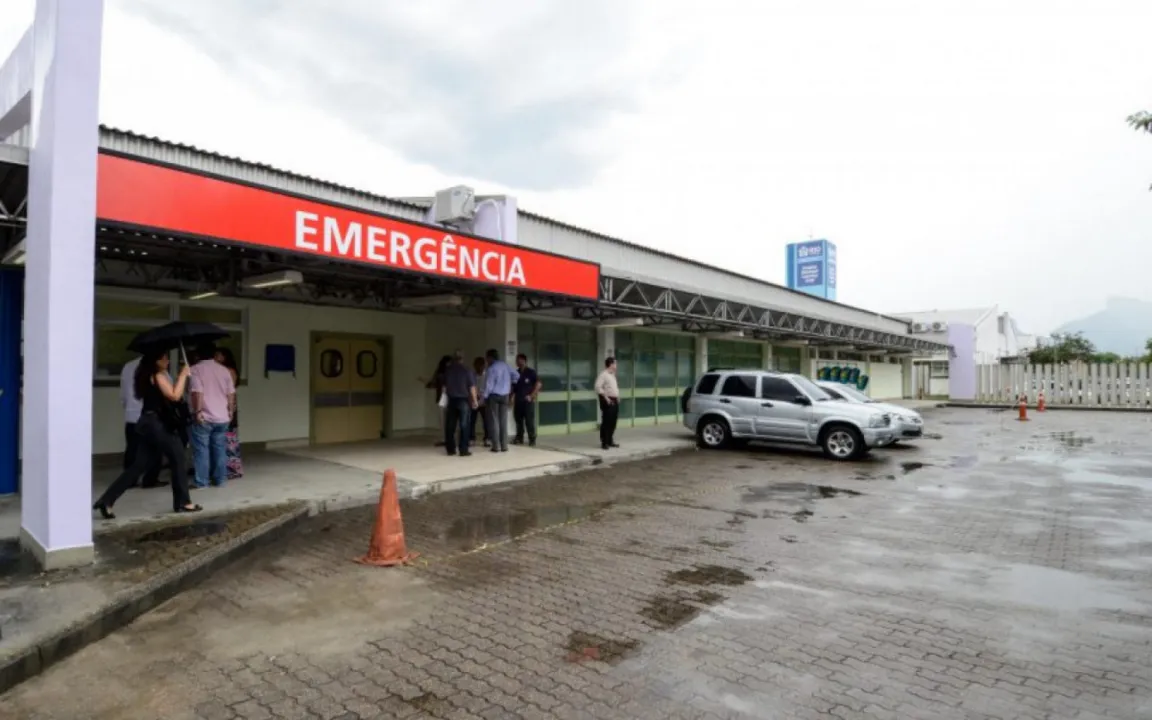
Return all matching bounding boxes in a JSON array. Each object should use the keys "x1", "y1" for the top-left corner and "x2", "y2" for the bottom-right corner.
[{"x1": 538, "y1": 276, "x2": 950, "y2": 354}]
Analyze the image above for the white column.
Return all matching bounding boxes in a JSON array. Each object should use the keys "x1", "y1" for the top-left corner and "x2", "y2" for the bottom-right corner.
[
  {"x1": 488, "y1": 295, "x2": 519, "y2": 364},
  {"x1": 20, "y1": 0, "x2": 105, "y2": 570},
  {"x1": 598, "y1": 327, "x2": 615, "y2": 364},
  {"x1": 695, "y1": 336, "x2": 708, "y2": 375},
  {"x1": 762, "y1": 342, "x2": 773, "y2": 370}
]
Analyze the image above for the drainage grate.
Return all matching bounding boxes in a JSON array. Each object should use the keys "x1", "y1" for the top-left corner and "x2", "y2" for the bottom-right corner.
[{"x1": 136, "y1": 521, "x2": 228, "y2": 544}]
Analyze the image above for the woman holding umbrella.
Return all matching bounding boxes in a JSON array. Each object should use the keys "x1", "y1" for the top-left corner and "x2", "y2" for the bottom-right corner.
[{"x1": 93, "y1": 320, "x2": 226, "y2": 517}]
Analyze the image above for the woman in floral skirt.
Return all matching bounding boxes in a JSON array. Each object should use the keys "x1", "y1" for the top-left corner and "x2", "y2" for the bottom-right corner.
[{"x1": 214, "y1": 347, "x2": 243, "y2": 479}]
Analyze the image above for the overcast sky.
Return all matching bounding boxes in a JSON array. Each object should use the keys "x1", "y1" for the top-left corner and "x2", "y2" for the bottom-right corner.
[{"x1": 4, "y1": 0, "x2": 1151, "y2": 334}]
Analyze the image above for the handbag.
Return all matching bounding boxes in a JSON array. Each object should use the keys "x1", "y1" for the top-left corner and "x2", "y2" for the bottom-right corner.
[{"x1": 438, "y1": 392, "x2": 448, "y2": 409}]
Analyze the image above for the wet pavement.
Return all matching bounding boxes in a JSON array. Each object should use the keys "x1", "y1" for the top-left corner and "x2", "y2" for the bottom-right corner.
[{"x1": 5, "y1": 407, "x2": 1152, "y2": 719}]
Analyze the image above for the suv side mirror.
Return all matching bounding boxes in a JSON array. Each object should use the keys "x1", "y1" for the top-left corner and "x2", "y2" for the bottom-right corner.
[{"x1": 793, "y1": 395, "x2": 812, "y2": 406}]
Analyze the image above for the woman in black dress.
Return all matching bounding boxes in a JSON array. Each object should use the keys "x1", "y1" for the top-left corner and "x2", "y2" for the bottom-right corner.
[{"x1": 93, "y1": 348, "x2": 202, "y2": 518}]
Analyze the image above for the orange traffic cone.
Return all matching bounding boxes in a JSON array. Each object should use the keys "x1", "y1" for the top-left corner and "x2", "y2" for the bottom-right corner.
[
  {"x1": 1017, "y1": 394, "x2": 1029, "y2": 422},
  {"x1": 356, "y1": 469, "x2": 418, "y2": 567},
  {"x1": 1037, "y1": 391, "x2": 1046, "y2": 412}
]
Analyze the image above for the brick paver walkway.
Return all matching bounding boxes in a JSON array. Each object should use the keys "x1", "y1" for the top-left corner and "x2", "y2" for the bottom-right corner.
[{"x1": 4, "y1": 409, "x2": 1152, "y2": 719}]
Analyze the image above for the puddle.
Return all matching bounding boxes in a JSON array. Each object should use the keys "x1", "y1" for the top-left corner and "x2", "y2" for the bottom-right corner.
[
  {"x1": 900, "y1": 462, "x2": 931, "y2": 475},
  {"x1": 639, "y1": 590, "x2": 726, "y2": 629},
  {"x1": 949, "y1": 455, "x2": 978, "y2": 469},
  {"x1": 136, "y1": 520, "x2": 229, "y2": 544},
  {"x1": 734, "y1": 464, "x2": 753, "y2": 470},
  {"x1": 811, "y1": 486, "x2": 862, "y2": 498},
  {"x1": 992, "y1": 564, "x2": 1147, "y2": 613},
  {"x1": 1050, "y1": 431, "x2": 1094, "y2": 449},
  {"x1": 792, "y1": 509, "x2": 814, "y2": 523},
  {"x1": 565, "y1": 630, "x2": 639, "y2": 664},
  {"x1": 699, "y1": 539, "x2": 734, "y2": 549},
  {"x1": 443, "y1": 501, "x2": 613, "y2": 551},
  {"x1": 740, "y1": 483, "x2": 809, "y2": 503},
  {"x1": 665, "y1": 564, "x2": 753, "y2": 587}
]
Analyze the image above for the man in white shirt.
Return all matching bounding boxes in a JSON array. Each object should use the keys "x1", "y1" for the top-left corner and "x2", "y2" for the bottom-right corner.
[
  {"x1": 594, "y1": 356, "x2": 621, "y2": 451},
  {"x1": 120, "y1": 355, "x2": 165, "y2": 488}
]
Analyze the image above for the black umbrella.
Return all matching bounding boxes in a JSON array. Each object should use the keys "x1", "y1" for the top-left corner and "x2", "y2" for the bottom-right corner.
[{"x1": 127, "y1": 321, "x2": 230, "y2": 364}]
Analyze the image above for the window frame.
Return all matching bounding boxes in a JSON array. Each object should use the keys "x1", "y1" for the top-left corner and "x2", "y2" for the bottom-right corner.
[
  {"x1": 695, "y1": 373, "x2": 721, "y2": 395},
  {"x1": 760, "y1": 376, "x2": 801, "y2": 402},
  {"x1": 93, "y1": 291, "x2": 249, "y2": 386}
]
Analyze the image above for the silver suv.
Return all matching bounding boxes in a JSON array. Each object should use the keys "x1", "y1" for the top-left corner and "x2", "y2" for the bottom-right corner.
[{"x1": 683, "y1": 369, "x2": 896, "y2": 461}]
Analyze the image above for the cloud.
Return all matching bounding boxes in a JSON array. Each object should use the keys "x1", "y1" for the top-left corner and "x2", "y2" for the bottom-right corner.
[{"x1": 118, "y1": 0, "x2": 682, "y2": 191}]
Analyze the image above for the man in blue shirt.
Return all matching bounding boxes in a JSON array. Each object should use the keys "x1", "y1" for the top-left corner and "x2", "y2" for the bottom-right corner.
[
  {"x1": 483, "y1": 348, "x2": 518, "y2": 452},
  {"x1": 511, "y1": 353, "x2": 541, "y2": 447}
]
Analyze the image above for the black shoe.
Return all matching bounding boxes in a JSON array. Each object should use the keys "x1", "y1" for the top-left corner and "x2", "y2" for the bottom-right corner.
[
  {"x1": 93, "y1": 503, "x2": 115, "y2": 520},
  {"x1": 500, "y1": 447, "x2": 509, "y2": 452},
  {"x1": 528, "y1": 440, "x2": 536, "y2": 447},
  {"x1": 460, "y1": 451, "x2": 472, "y2": 457},
  {"x1": 447, "y1": 450, "x2": 457, "y2": 456},
  {"x1": 610, "y1": 442, "x2": 620, "y2": 448},
  {"x1": 601, "y1": 443, "x2": 610, "y2": 450},
  {"x1": 512, "y1": 438, "x2": 523, "y2": 445},
  {"x1": 491, "y1": 447, "x2": 499, "y2": 453}
]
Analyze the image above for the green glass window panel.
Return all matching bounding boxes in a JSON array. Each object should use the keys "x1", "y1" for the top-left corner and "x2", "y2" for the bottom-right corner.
[
  {"x1": 676, "y1": 335, "x2": 694, "y2": 351},
  {"x1": 517, "y1": 320, "x2": 535, "y2": 344},
  {"x1": 633, "y1": 332, "x2": 654, "y2": 350},
  {"x1": 178, "y1": 306, "x2": 243, "y2": 325},
  {"x1": 567, "y1": 326, "x2": 595, "y2": 343},
  {"x1": 538, "y1": 400, "x2": 568, "y2": 427},
  {"x1": 96, "y1": 297, "x2": 170, "y2": 321},
  {"x1": 634, "y1": 349, "x2": 656, "y2": 389},
  {"x1": 633, "y1": 396, "x2": 656, "y2": 419},
  {"x1": 536, "y1": 322, "x2": 567, "y2": 341},
  {"x1": 655, "y1": 333, "x2": 675, "y2": 351},
  {"x1": 519, "y1": 341, "x2": 535, "y2": 366},
  {"x1": 615, "y1": 330, "x2": 633, "y2": 350},
  {"x1": 569, "y1": 342, "x2": 596, "y2": 392},
  {"x1": 656, "y1": 349, "x2": 677, "y2": 388},
  {"x1": 96, "y1": 324, "x2": 158, "y2": 377},
  {"x1": 774, "y1": 346, "x2": 802, "y2": 373},
  {"x1": 615, "y1": 348, "x2": 634, "y2": 391},
  {"x1": 676, "y1": 351, "x2": 695, "y2": 387},
  {"x1": 657, "y1": 396, "x2": 679, "y2": 416},
  {"x1": 538, "y1": 342, "x2": 567, "y2": 392},
  {"x1": 617, "y1": 398, "x2": 634, "y2": 421},
  {"x1": 571, "y1": 399, "x2": 597, "y2": 424}
]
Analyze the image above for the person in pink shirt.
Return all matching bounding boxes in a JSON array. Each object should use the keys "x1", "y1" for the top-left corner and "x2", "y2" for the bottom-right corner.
[{"x1": 189, "y1": 343, "x2": 237, "y2": 488}]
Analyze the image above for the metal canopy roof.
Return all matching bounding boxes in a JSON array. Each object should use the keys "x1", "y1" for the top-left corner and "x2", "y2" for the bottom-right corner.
[{"x1": 0, "y1": 134, "x2": 951, "y2": 354}]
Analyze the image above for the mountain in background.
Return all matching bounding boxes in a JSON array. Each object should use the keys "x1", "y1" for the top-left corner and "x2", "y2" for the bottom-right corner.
[{"x1": 1053, "y1": 297, "x2": 1152, "y2": 356}]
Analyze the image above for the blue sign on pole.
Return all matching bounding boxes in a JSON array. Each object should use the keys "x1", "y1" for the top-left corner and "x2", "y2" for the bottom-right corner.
[{"x1": 785, "y1": 239, "x2": 836, "y2": 301}]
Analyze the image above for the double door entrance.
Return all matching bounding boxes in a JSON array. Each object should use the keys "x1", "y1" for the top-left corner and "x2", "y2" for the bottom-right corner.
[{"x1": 311, "y1": 334, "x2": 390, "y2": 445}]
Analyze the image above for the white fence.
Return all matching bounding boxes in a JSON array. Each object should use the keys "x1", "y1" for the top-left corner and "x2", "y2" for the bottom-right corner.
[{"x1": 975, "y1": 363, "x2": 1152, "y2": 409}]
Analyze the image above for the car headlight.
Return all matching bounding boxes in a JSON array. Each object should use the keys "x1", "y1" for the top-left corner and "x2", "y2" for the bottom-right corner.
[{"x1": 868, "y1": 413, "x2": 889, "y2": 428}]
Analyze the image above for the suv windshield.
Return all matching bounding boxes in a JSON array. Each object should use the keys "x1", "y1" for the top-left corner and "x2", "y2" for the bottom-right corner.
[{"x1": 791, "y1": 375, "x2": 833, "y2": 401}]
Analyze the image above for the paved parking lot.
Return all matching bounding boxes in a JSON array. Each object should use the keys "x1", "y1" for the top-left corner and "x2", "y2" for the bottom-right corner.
[{"x1": 5, "y1": 407, "x2": 1152, "y2": 720}]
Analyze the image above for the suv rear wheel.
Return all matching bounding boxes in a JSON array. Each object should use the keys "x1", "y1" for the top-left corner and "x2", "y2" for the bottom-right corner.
[
  {"x1": 696, "y1": 416, "x2": 730, "y2": 450},
  {"x1": 820, "y1": 424, "x2": 866, "y2": 461}
]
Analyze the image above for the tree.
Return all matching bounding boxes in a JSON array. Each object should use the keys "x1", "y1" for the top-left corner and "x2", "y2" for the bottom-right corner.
[
  {"x1": 1130, "y1": 111, "x2": 1152, "y2": 134},
  {"x1": 1027, "y1": 332, "x2": 1096, "y2": 364}
]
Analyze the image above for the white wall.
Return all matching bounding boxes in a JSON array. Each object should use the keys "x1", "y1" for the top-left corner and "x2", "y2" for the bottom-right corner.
[
  {"x1": 92, "y1": 296, "x2": 434, "y2": 455},
  {"x1": 974, "y1": 314, "x2": 1001, "y2": 364},
  {"x1": 422, "y1": 314, "x2": 495, "y2": 427},
  {"x1": 869, "y1": 362, "x2": 903, "y2": 399}
]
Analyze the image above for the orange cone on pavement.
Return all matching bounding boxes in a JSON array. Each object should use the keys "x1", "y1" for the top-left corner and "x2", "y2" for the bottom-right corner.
[
  {"x1": 1038, "y1": 391, "x2": 1046, "y2": 412},
  {"x1": 356, "y1": 469, "x2": 418, "y2": 567},
  {"x1": 1017, "y1": 394, "x2": 1029, "y2": 422}
]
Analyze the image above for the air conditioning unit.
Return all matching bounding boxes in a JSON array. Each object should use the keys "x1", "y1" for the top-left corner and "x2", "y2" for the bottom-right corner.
[
  {"x1": 432, "y1": 185, "x2": 476, "y2": 225},
  {"x1": 931, "y1": 322, "x2": 947, "y2": 332},
  {"x1": 912, "y1": 322, "x2": 930, "y2": 333}
]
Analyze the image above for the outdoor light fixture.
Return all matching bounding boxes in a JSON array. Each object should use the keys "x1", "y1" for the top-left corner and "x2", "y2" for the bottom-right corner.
[
  {"x1": 241, "y1": 270, "x2": 303, "y2": 289},
  {"x1": 181, "y1": 289, "x2": 220, "y2": 301},
  {"x1": 1, "y1": 239, "x2": 26, "y2": 266},
  {"x1": 597, "y1": 317, "x2": 645, "y2": 328},
  {"x1": 397, "y1": 294, "x2": 464, "y2": 309}
]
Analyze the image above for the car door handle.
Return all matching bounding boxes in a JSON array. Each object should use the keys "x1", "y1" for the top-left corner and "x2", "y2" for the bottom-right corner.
[
  {"x1": 718, "y1": 399, "x2": 731, "y2": 404},
  {"x1": 760, "y1": 402, "x2": 773, "y2": 407}
]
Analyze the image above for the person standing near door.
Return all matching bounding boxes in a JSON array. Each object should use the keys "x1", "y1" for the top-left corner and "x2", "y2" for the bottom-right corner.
[
  {"x1": 443, "y1": 350, "x2": 479, "y2": 457},
  {"x1": 119, "y1": 355, "x2": 165, "y2": 488},
  {"x1": 512, "y1": 353, "x2": 540, "y2": 447},
  {"x1": 483, "y1": 348, "x2": 517, "y2": 453},
  {"x1": 595, "y1": 357, "x2": 620, "y2": 450},
  {"x1": 189, "y1": 343, "x2": 236, "y2": 488}
]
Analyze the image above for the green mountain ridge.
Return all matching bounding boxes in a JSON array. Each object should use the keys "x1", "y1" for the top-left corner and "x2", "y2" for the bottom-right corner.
[{"x1": 1052, "y1": 297, "x2": 1152, "y2": 357}]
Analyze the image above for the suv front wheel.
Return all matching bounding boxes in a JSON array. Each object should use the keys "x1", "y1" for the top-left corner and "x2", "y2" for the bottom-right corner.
[
  {"x1": 820, "y1": 424, "x2": 867, "y2": 461},
  {"x1": 696, "y1": 416, "x2": 730, "y2": 450}
]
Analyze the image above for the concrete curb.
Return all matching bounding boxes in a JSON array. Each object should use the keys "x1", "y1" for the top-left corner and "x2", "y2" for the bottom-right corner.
[
  {"x1": 945, "y1": 403, "x2": 1152, "y2": 413},
  {"x1": 0, "y1": 504, "x2": 310, "y2": 696}
]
